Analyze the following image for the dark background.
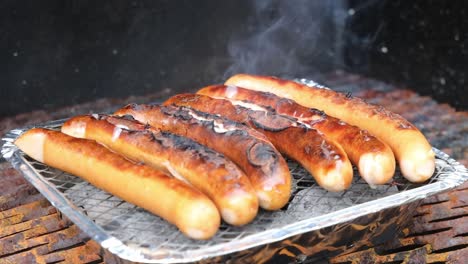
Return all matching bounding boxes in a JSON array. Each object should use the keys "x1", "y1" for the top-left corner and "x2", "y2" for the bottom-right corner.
[{"x1": 1, "y1": 0, "x2": 467, "y2": 117}]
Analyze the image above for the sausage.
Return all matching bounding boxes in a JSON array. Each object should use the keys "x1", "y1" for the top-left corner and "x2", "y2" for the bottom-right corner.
[
  {"x1": 164, "y1": 94, "x2": 353, "y2": 192},
  {"x1": 225, "y1": 74, "x2": 435, "y2": 183},
  {"x1": 198, "y1": 85, "x2": 396, "y2": 185},
  {"x1": 61, "y1": 114, "x2": 258, "y2": 226},
  {"x1": 14, "y1": 128, "x2": 220, "y2": 240},
  {"x1": 114, "y1": 104, "x2": 291, "y2": 210}
]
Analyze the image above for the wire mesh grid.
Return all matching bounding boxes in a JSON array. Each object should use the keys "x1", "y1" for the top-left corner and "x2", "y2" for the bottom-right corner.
[
  {"x1": 2, "y1": 120, "x2": 467, "y2": 262},
  {"x1": 19, "y1": 150, "x2": 452, "y2": 252}
]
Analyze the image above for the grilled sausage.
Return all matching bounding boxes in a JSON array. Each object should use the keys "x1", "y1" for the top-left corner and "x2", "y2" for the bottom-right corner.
[
  {"x1": 14, "y1": 128, "x2": 220, "y2": 239},
  {"x1": 225, "y1": 74, "x2": 435, "y2": 183},
  {"x1": 164, "y1": 94, "x2": 353, "y2": 192},
  {"x1": 114, "y1": 104, "x2": 291, "y2": 210},
  {"x1": 61, "y1": 114, "x2": 258, "y2": 226},
  {"x1": 198, "y1": 85, "x2": 396, "y2": 185}
]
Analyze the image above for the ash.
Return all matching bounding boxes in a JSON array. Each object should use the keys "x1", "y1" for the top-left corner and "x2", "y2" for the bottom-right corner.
[{"x1": 285, "y1": 180, "x2": 399, "y2": 220}]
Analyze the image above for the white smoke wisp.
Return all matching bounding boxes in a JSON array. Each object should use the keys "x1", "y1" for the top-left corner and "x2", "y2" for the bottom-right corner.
[{"x1": 223, "y1": 0, "x2": 348, "y2": 79}]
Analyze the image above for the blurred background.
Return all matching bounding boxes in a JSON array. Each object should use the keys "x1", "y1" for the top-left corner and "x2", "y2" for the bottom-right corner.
[{"x1": 1, "y1": 0, "x2": 467, "y2": 117}]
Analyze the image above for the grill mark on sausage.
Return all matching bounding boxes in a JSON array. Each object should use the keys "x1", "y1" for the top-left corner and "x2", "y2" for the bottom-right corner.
[
  {"x1": 118, "y1": 104, "x2": 283, "y2": 172},
  {"x1": 95, "y1": 114, "x2": 237, "y2": 170}
]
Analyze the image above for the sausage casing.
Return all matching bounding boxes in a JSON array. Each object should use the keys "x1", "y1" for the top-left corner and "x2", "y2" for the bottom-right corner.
[
  {"x1": 114, "y1": 104, "x2": 291, "y2": 210},
  {"x1": 15, "y1": 128, "x2": 220, "y2": 239},
  {"x1": 164, "y1": 93, "x2": 353, "y2": 192},
  {"x1": 198, "y1": 85, "x2": 396, "y2": 185}
]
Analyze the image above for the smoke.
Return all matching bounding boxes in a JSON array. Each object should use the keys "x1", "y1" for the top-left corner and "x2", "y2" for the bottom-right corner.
[{"x1": 223, "y1": 0, "x2": 348, "y2": 79}]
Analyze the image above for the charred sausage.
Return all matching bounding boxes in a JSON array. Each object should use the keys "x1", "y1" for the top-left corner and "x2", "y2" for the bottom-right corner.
[
  {"x1": 114, "y1": 104, "x2": 291, "y2": 210},
  {"x1": 164, "y1": 94, "x2": 353, "y2": 191},
  {"x1": 198, "y1": 85, "x2": 396, "y2": 185},
  {"x1": 15, "y1": 128, "x2": 220, "y2": 239}
]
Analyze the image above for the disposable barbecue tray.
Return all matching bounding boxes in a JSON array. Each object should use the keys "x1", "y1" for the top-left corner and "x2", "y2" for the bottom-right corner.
[{"x1": 2, "y1": 91, "x2": 467, "y2": 263}]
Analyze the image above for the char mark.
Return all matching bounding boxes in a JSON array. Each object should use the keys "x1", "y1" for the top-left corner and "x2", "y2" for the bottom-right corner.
[{"x1": 247, "y1": 142, "x2": 278, "y2": 168}]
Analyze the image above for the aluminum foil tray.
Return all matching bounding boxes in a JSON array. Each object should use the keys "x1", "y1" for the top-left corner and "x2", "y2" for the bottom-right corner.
[{"x1": 2, "y1": 119, "x2": 468, "y2": 263}]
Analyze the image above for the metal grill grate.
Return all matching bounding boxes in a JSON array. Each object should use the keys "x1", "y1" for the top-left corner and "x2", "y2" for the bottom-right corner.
[
  {"x1": 27, "y1": 156, "x2": 404, "y2": 247},
  {"x1": 2, "y1": 120, "x2": 467, "y2": 263},
  {"x1": 11, "y1": 140, "x2": 455, "y2": 242}
]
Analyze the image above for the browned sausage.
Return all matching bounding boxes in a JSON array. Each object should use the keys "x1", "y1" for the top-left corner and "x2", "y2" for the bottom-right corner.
[
  {"x1": 114, "y1": 104, "x2": 291, "y2": 210},
  {"x1": 14, "y1": 128, "x2": 220, "y2": 240},
  {"x1": 198, "y1": 85, "x2": 396, "y2": 185},
  {"x1": 61, "y1": 114, "x2": 258, "y2": 226},
  {"x1": 164, "y1": 93, "x2": 353, "y2": 192},
  {"x1": 225, "y1": 74, "x2": 435, "y2": 183}
]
